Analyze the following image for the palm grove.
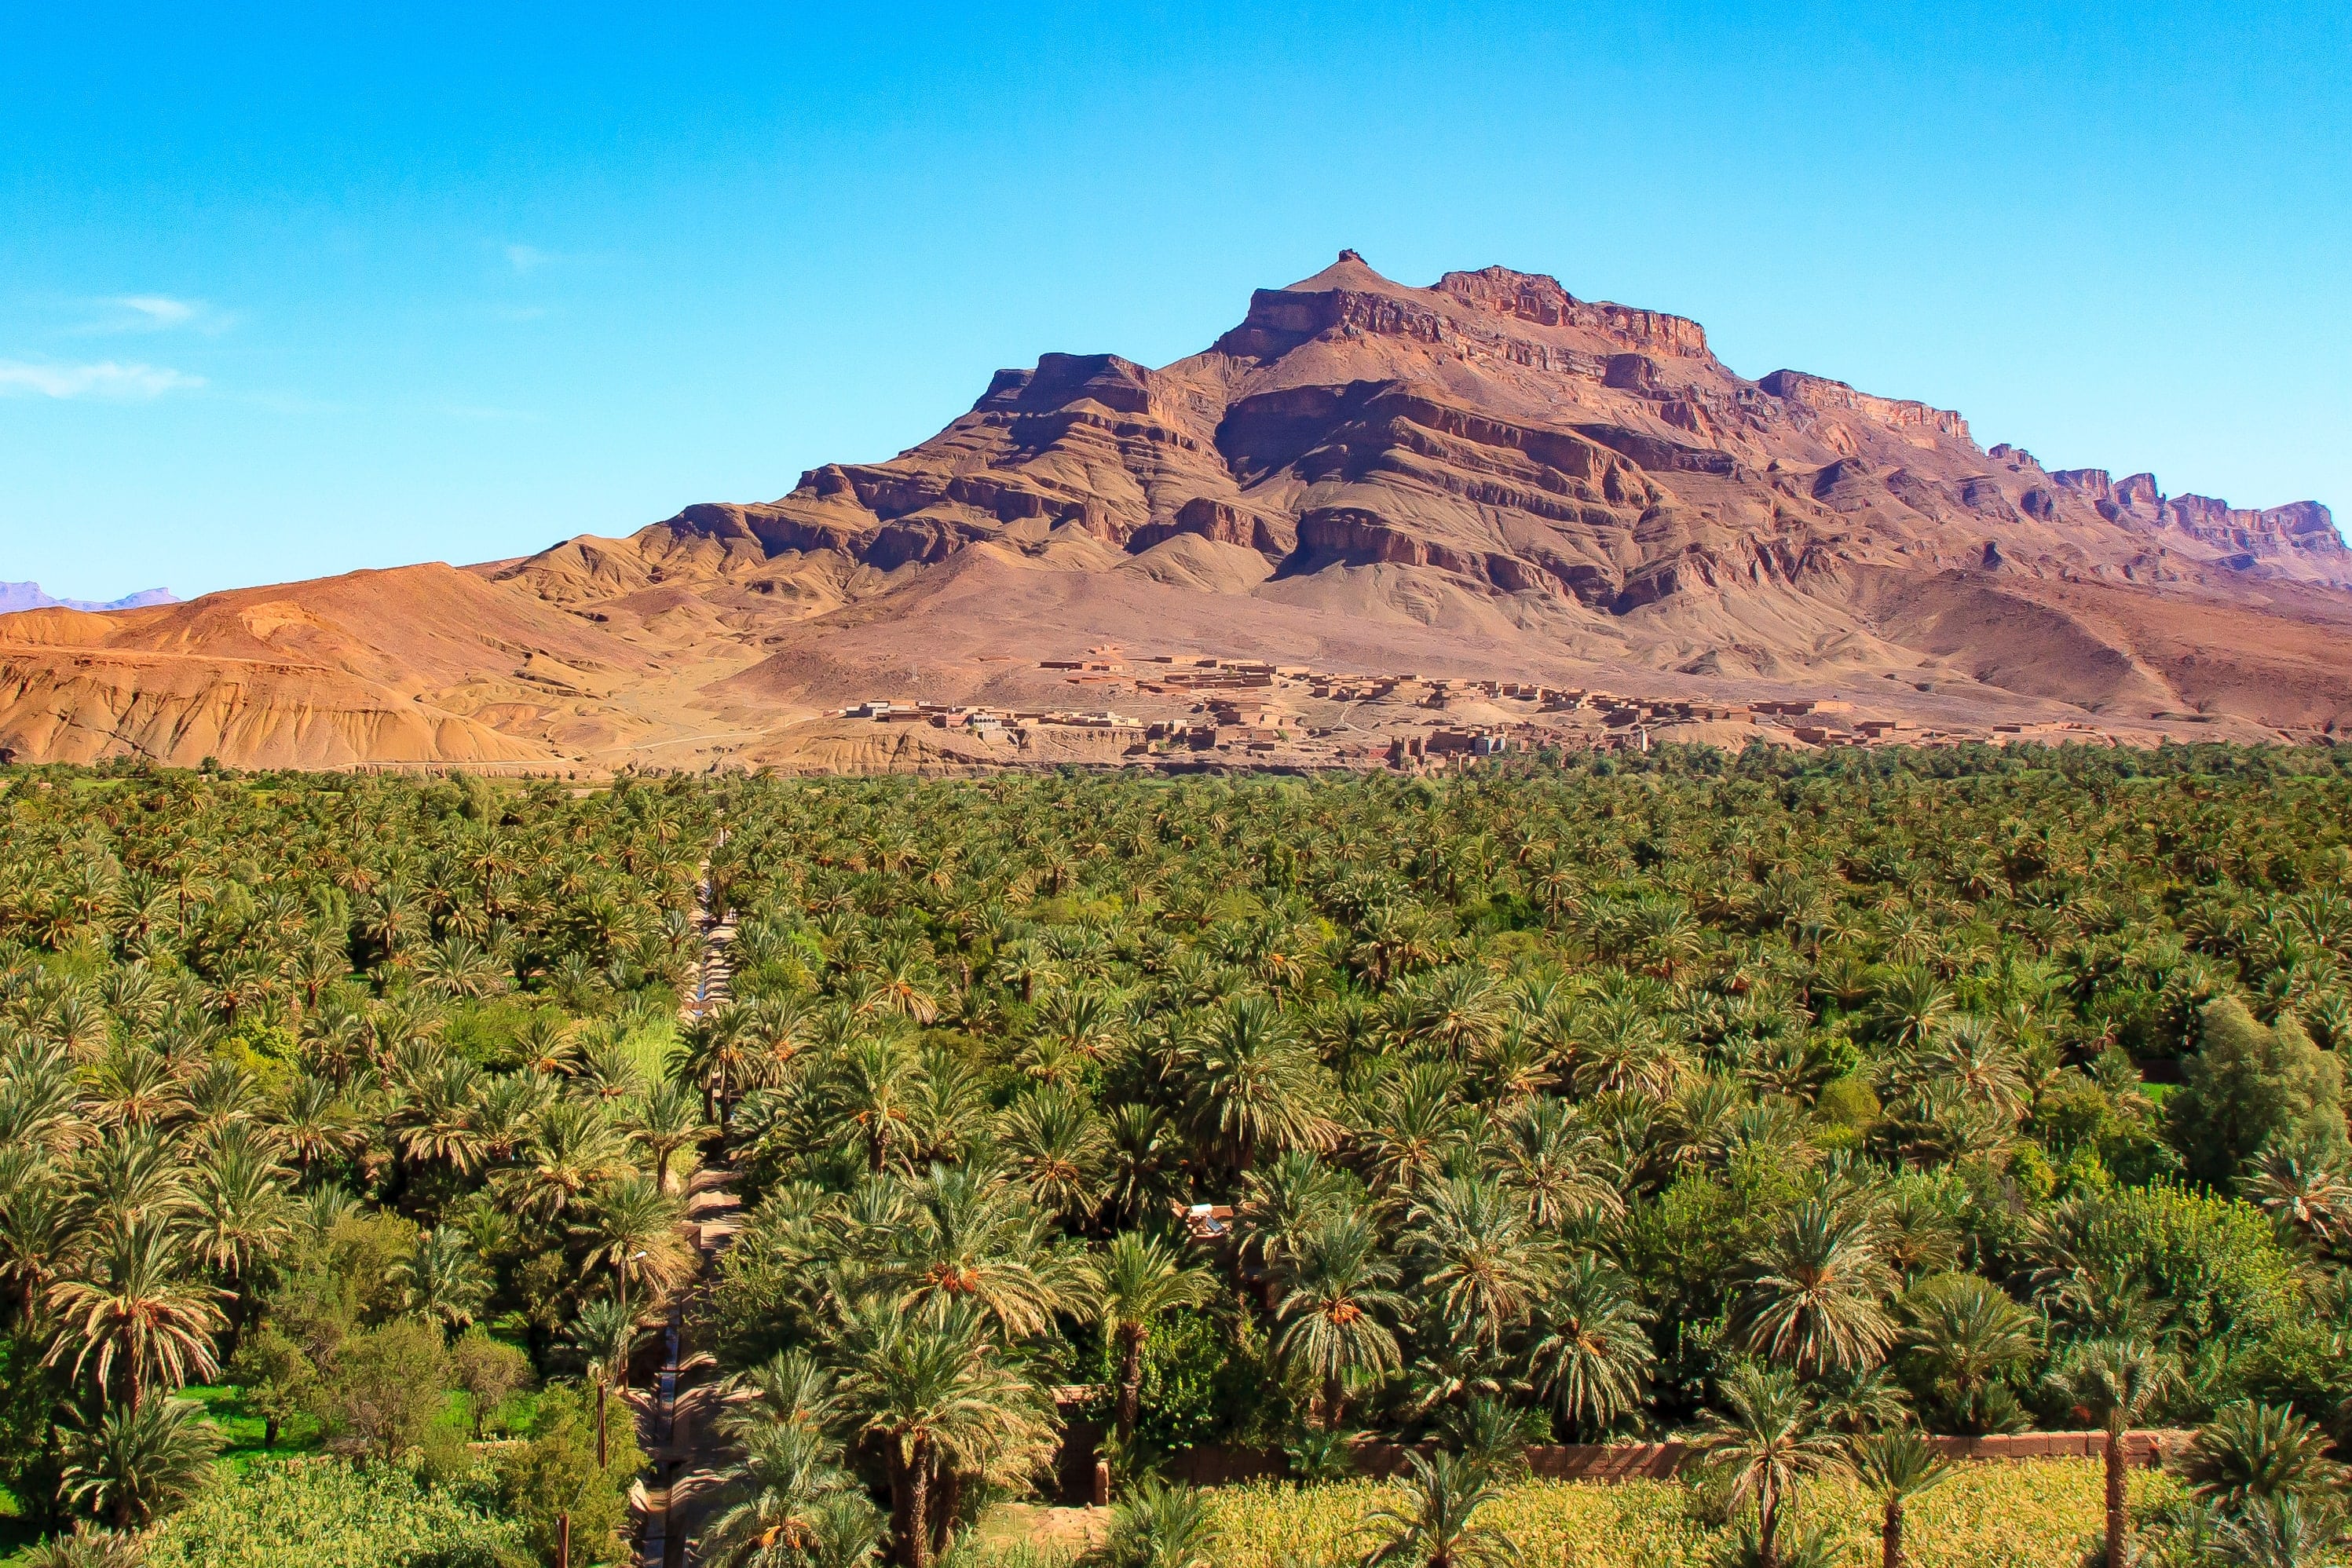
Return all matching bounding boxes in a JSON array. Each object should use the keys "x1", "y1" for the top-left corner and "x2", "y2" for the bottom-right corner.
[{"x1": 5, "y1": 746, "x2": 2352, "y2": 1568}]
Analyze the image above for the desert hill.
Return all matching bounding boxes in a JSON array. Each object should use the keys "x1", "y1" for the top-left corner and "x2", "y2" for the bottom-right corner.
[{"x1": 3, "y1": 253, "x2": 2348, "y2": 771}]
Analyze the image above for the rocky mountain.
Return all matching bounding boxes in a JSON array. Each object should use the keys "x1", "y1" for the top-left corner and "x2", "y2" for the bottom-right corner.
[
  {"x1": 0, "y1": 582, "x2": 177, "y2": 613},
  {"x1": 2, "y1": 253, "x2": 2347, "y2": 771}
]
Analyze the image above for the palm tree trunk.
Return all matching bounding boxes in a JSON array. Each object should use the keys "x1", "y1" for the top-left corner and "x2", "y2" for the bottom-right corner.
[
  {"x1": 893, "y1": 1448, "x2": 931, "y2": 1568},
  {"x1": 1759, "y1": 1476, "x2": 1778, "y2": 1568},
  {"x1": 1884, "y1": 1498, "x2": 1902, "y2": 1568},
  {"x1": 928, "y1": 1466, "x2": 963, "y2": 1562},
  {"x1": 1117, "y1": 1327, "x2": 1144, "y2": 1451},
  {"x1": 2104, "y1": 1427, "x2": 2125, "y2": 1568}
]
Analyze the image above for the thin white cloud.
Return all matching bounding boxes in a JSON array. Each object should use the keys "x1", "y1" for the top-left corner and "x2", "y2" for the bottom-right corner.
[
  {"x1": 504, "y1": 243, "x2": 554, "y2": 274},
  {"x1": 0, "y1": 360, "x2": 206, "y2": 399},
  {"x1": 115, "y1": 295, "x2": 196, "y2": 327},
  {"x1": 82, "y1": 294, "x2": 232, "y2": 334}
]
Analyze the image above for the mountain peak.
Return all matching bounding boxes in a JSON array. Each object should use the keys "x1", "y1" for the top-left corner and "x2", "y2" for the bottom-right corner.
[{"x1": 1282, "y1": 247, "x2": 1403, "y2": 294}]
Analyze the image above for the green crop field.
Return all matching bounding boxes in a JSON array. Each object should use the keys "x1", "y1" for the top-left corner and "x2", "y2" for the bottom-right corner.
[{"x1": 1197, "y1": 1464, "x2": 2178, "y2": 1568}]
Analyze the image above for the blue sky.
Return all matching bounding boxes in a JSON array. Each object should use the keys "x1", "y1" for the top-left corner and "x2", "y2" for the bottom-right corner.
[{"x1": 2, "y1": 1, "x2": 2346, "y2": 601}]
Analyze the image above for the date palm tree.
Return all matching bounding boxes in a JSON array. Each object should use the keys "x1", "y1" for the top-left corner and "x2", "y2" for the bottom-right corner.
[
  {"x1": 391, "y1": 1226, "x2": 492, "y2": 1335},
  {"x1": 73, "y1": 1135, "x2": 192, "y2": 1241},
  {"x1": 1403, "y1": 966, "x2": 1508, "y2": 1065},
  {"x1": 1399, "y1": 1174, "x2": 1558, "y2": 1358},
  {"x1": 573, "y1": 1174, "x2": 696, "y2": 1322},
  {"x1": 1031, "y1": 986, "x2": 1131, "y2": 1067},
  {"x1": 393, "y1": 1058, "x2": 488, "y2": 1176},
  {"x1": 1735, "y1": 1199, "x2": 1896, "y2": 1376},
  {"x1": 2185, "y1": 1401, "x2": 2343, "y2": 1508},
  {"x1": 60, "y1": 1396, "x2": 221, "y2": 1530},
  {"x1": 817, "y1": 1034, "x2": 930, "y2": 1175},
  {"x1": 46, "y1": 1216, "x2": 229, "y2": 1414},
  {"x1": 84, "y1": 1047, "x2": 188, "y2": 1134},
  {"x1": 1081, "y1": 1230, "x2": 1216, "y2": 1454},
  {"x1": 737, "y1": 993, "x2": 818, "y2": 1090},
  {"x1": 998, "y1": 1085, "x2": 1110, "y2": 1224},
  {"x1": 493, "y1": 1099, "x2": 633, "y2": 1221},
  {"x1": 1494, "y1": 1095, "x2": 1622, "y2": 1230},
  {"x1": 2048, "y1": 1337, "x2": 2181, "y2": 1568},
  {"x1": 470, "y1": 1069, "x2": 551, "y2": 1168},
  {"x1": 836, "y1": 1301, "x2": 1056, "y2": 1568},
  {"x1": 701, "y1": 1420, "x2": 882, "y2": 1568},
  {"x1": 1100, "y1": 1478, "x2": 1219, "y2": 1568},
  {"x1": 683, "y1": 1005, "x2": 759, "y2": 1125},
  {"x1": 0, "y1": 1147, "x2": 78, "y2": 1327},
  {"x1": 859, "y1": 938, "x2": 942, "y2": 1026},
  {"x1": 417, "y1": 934, "x2": 507, "y2": 999},
  {"x1": 512, "y1": 1010, "x2": 583, "y2": 1078},
  {"x1": 1896, "y1": 1272, "x2": 2038, "y2": 1434},
  {"x1": 1842, "y1": 1427, "x2": 1953, "y2": 1568},
  {"x1": 1872, "y1": 967, "x2": 1956, "y2": 1055},
  {"x1": 1358, "y1": 1449, "x2": 1514, "y2": 1568},
  {"x1": 722, "y1": 1349, "x2": 836, "y2": 1437},
  {"x1": 875, "y1": 1164, "x2": 1067, "y2": 1340},
  {"x1": 0, "y1": 1039, "x2": 86, "y2": 1158},
  {"x1": 1363, "y1": 1062, "x2": 1470, "y2": 1198},
  {"x1": 1102, "y1": 1103, "x2": 1188, "y2": 1230},
  {"x1": 268, "y1": 1073, "x2": 363, "y2": 1179},
  {"x1": 1698, "y1": 1365, "x2": 1841, "y2": 1568},
  {"x1": 185, "y1": 1129, "x2": 294, "y2": 1309},
  {"x1": 1232, "y1": 1150, "x2": 1353, "y2": 1292},
  {"x1": 1569, "y1": 992, "x2": 1692, "y2": 1101},
  {"x1": 1180, "y1": 995, "x2": 1339, "y2": 1177},
  {"x1": 1275, "y1": 1209, "x2": 1406, "y2": 1430},
  {"x1": 1526, "y1": 1257, "x2": 1655, "y2": 1434},
  {"x1": 568, "y1": 1294, "x2": 643, "y2": 1392},
  {"x1": 622, "y1": 1077, "x2": 712, "y2": 1194}
]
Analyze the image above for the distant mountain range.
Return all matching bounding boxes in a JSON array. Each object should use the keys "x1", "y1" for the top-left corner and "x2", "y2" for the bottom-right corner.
[
  {"x1": 0, "y1": 251, "x2": 2346, "y2": 772},
  {"x1": 0, "y1": 582, "x2": 178, "y2": 614}
]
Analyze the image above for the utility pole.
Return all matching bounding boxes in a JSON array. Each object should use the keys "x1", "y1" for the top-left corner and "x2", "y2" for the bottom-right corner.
[{"x1": 558, "y1": 1510, "x2": 571, "y2": 1568}]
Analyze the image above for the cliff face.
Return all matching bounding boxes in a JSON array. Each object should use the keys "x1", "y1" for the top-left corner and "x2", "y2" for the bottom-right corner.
[
  {"x1": 598, "y1": 250, "x2": 2342, "y2": 609},
  {"x1": 2050, "y1": 468, "x2": 2341, "y2": 572},
  {"x1": 2, "y1": 253, "x2": 2347, "y2": 771}
]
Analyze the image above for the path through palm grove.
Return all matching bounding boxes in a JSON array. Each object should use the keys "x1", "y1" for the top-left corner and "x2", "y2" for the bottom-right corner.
[{"x1": 2, "y1": 745, "x2": 2352, "y2": 1568}]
